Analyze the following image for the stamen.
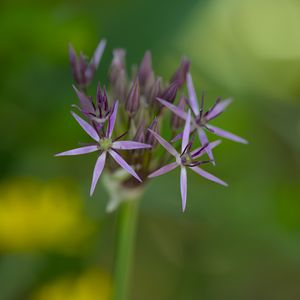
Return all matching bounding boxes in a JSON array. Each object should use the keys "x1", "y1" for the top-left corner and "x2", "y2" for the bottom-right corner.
[
  {"x1": 188, "y1": 160, "x2": 213, "y2": 167},
  {"x1": 113, "y1": 131, "x2": 128, "y2": 142},
  {"x1": 191, "y1": 143, "x2": 209, "y2": 158}
]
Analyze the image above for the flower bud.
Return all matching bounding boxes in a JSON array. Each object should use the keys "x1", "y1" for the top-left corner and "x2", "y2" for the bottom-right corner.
[
  {"x1": 170, "y1": 57, "x2": 190, "y2": 87},
  {"x1": 125, "y1": 78, "x2": 140, "y2": 117},
  {"x1": 138, "y1": 51, "x2": 154, "y2": 90},
  {"x1": 134, "y1": 121, "x2": 146, "y2": 143},
  {"x1": 160, "y1": 81, "x2": 178, "y2": 103},
  {"x1": 145, "y1": 118, "x2": 159, "y2": 146},
  {"x1": 147, "y1": 78, "x2": 161, "y2": 104}
]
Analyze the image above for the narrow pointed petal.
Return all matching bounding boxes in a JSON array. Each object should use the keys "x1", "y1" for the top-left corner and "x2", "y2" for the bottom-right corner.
[
  {"x1": 90, "y1": 152, "x2": 107, "y2": 196},
  {"x1": 71, "y1": 112, "x2": 100, "y2": 142},
  {"x1": 190, "y1": 166, "x2": 228, "y2": 186},
  {"x1": 90, "y1": 39, "x2": 106, "y2": 68},
  {"x1": 186, "y1": 73, "x2": 200, "y2": 116},
  {"x1": 171, "y1": 131, "x2": 183, "y2": 143},
  {"x1": 180, "y1": 167, "x2": 187, "y2": 212},
  {"x1": 109, "y1": 150, "x2": 142, "y2": 182},
  {"x1": 73, "y1": 85, "x2": 95, "y2": 114},
  {"x1": 55, "y1": 145, "x2": 98, "y2": 156},
  {"x1": 148, "y1": 162, "x2": 178, "y2": 178},
  {"x1": 197, "y1": 128, "x2": 215, "y2": 165},
  {"x1": 112, "y1": 141, "x2": 152, "y2": 150},
  {"x1": 182, "y1": 110, "x2": 191, "y2": 153},
  {"x1": 191, "y1": 140, "x2": 221, "y2": 159},
  {"x1": 147, "y1": 129, "x2": 178, "y2": 157},
  {"x1": 206, "y1": 98, "x2": 232, "y2": 121},
  {"x1": 206, "y1": 125, "x2": 248, "y2": 144},
  {"x1": 156, "y1": 97, "x2": 188, "y2": 120},
  {"x1": 106, "y1": 101, "x2": 119, "y2": 138}
]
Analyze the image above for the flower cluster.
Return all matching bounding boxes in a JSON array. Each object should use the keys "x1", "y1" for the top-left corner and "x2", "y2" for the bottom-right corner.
[{"x1": 56, "y1": 39, "x2": 247, "y2": 211}]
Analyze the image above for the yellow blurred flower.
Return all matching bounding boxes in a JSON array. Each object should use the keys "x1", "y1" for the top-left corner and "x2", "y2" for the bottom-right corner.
[
  {"x1": 0, "y1": 178, "x2": 95, "y2": 253},
  {"x1": 32, "y1": 269, "x2": 111, "y2": 300}
]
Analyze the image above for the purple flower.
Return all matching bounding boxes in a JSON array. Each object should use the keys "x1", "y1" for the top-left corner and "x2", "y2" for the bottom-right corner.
[
  {"x1": 69, "y1": 39, "x2": 106, "y2": 88},
  {"x1": 56, "y1": 101, "x2": 152, "y2": 195},
  {"x1": 156, "y1": 72, "x2": 248, "y2": 163},
  {"x1": 148, "y1": 110, "x2": 227, "y2": 212}
]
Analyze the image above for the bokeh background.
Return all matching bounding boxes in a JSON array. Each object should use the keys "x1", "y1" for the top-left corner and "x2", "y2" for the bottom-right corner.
[{"x1": 1, "y1": 0, "x2": 300, "y2": 299}]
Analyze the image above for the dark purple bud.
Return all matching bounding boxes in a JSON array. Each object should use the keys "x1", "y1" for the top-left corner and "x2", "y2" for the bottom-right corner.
[
  {"x1": 96, "y1": 82, "x2": 109, "y2": 117},
  {"x1": 133, "y1": 121, "x2": 146, "y2": 143},
  {"x1": 171, "y1": 95, "x2": 186, "y2": 130},
  {"x1": 160, "y1": 81, "x2": 178, "y2": 103},
  {"x1": 145, "y1": 118, "x2": 159, "y2": 146},
  {"x1": 125, "y1": 78, "x2": 140, "y2": 117},
  {"x1": 170, "y1": 57, "x2": 190, "y2": 87},
  {"x1": 148, "y1": 77, "x2": 161, "y2": 104},
  {"x1": 138, "y1": 51, "x2": 154, "y2": 87}
]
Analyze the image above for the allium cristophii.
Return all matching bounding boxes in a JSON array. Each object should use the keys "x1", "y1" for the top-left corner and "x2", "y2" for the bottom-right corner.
[{"x1": 56, "y1": 39, "x2": 247, "y2": 211}]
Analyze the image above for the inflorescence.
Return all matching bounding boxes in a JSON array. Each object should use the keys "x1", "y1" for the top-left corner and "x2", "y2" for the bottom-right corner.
[{"x1": 56, "y1": 39, "x2": 248, "y2": 212}]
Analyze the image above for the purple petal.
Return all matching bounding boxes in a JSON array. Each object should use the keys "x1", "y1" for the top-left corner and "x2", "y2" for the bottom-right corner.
[
  {"x1": 109, "y1": 150, "x2": 142, "y2": 182},
  {"x1": 190, "y1": 166, "x2": 228, "y2": 186},
  {"x1": 106, "y1": 101, "x2": 119, "y2": 138},
  {"x1": 156, "y1": 98, "x2": 188, "y2": 120},
  {"x1": 147, "y1": 129, "x2": 178, "y2": 157},
  {"x1": 73, "y1": 85, "x2": 95, "y2": 114},
  {"x1": 71, "y1": 112, "x2": 100, "y2": 142},
  {"x1": 148, "y1": 162, "x2": 178, "y2": 178},
  {"x1": 197, "y1": 128, "x2": 215, "y2": 164},
  {"x1": 206, "y1": 98, "x2": 232, "y2": 121},
  {"x1": 171, "y1": 131, "x2": 183, "y2": 143},
  {"x1": 180, "y1": 167, "x2": 187, "y2": 212},
  {"x1": 206, "y1": 125, "x2": 248, "y2": 144},
  {"x1": 55, "y1": 145, "x2": 98, "y2": 156},
  {"x1": 90, "y1": 152, "x2": 107, "y2": 196},
  {"x1": 191, "y1": 140, "x2": 221, "y2": 159},
  {"x1": 186, "y1": 73, "x2": 200, "y2": 116},
  {"x1": 90, "y1": 39, "x2": 106, "y2": 68},
  {"x1": 112, "y1": 141, "x2": 152, "y2": 150},
  {"x1": 182, "y1": 110, "x2": 191, "y2": 153}
]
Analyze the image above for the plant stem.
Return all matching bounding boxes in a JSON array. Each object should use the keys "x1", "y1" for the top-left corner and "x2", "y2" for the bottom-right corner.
[{"x1": 112, "y1": 198, "x2": 139, "y2": 300}]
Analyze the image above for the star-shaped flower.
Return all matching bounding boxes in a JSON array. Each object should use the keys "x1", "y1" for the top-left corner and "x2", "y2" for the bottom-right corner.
[
  {"x1": 156, "y1": 72, "x2": 248, "y2": 163},
  {"x1": 148, "y1": 110, "x2": 227, "y2": 212},
  {"x1": 55, "y1": 101, "x2": 151, "y2": 195}
]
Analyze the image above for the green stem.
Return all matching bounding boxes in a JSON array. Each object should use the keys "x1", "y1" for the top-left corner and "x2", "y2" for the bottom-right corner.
[{"x1": 112, "y1": 198, "x2": 139, "y2": 300}]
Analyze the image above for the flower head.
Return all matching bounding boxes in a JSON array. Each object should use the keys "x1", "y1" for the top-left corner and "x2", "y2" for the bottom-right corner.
[
  {"x1": 56, "y1": 101, "x2": 151, "y2": 195},
  {"x1": 157, "y1": 72, "x2": 248, "y2": 163},
  {"x1": 148, "y1": 110, "x2": 227, "y2": 212},
  {"x1": 57, "y1": 40, "x2": 247, "y2": 211}
]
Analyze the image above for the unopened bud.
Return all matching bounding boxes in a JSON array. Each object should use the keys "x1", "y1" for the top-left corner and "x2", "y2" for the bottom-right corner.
[
  {"x1": 148, "y1": 78, "x2": 161, "y2": 104},
  {"x1": 138, "y1": 51, "x2": 154, "y2": 88},
  {"x1": 160, "y1": 81, "x2": 178, "y2": 103},
  {"x1": 125, "y1": 78, "x2": 140, "y2": 117},
  {"x1": 170, "y1": 57, "x2": 190, "y2": 87},
  {"x1": 146, "y1": 118, "x2": 159, "y2": 146},
  {"x1": 134, "y1": 121, "x2": 146, "y2": 143}
]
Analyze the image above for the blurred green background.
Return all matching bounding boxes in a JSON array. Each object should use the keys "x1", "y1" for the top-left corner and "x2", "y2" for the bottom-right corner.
[{"x1": 0, "y1": 0, "x2": 300, "y2": 299}]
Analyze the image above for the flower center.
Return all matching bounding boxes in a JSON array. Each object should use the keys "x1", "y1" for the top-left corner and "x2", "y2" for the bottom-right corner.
[
  {"x1": 181, "y1": 153, "x2": 193, "y2": 166},
  {"x1": 99, "y1": 138, "x2": 112, "y2": 151},
  {"x1": 195, "y1": 114, "x2": 206, "y2": 127}
]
